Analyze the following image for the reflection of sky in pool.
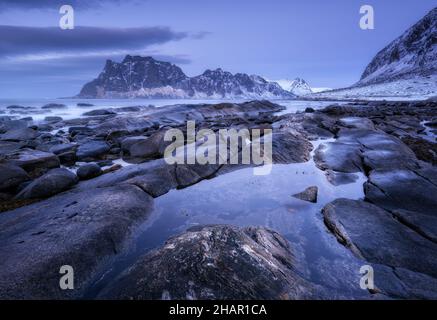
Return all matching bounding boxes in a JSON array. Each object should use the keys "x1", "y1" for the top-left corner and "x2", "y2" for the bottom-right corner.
[{"x1": 85, "y1": 140, "x2": 373, "y2": 298}]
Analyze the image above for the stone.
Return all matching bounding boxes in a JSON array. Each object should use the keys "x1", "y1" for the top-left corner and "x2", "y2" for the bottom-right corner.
[
  {"x1": 15, "y1": 168, "x2": 78, "y2": 199},
  {"x1": 0, "y1": 164, "x2": 30, "y2": 192},
  {"x1": 44, "y1": 116, "x2": 63, "y2": 122},
  {"x1": 98, "y1": 225, "x2": 321, "y2": 299},
  {"x1": 314, "y1": 142, "x2": 363, "y2": 173},
  {"x1": 49, "y1": 143, "x2": 77, "y2": 155},
  {"x1": 41, "y1": 103, "x2": 66, "y2": 109},
  {"x1": 292, "y1": 186, "x2": 318, "y2": 203},
  {"x1": 0, "y1": 185, "x2": 153, "y2": 299},
  {"x1": 0, "y1": 127, "x2": 38, "y2": 142},
  {"x1": 77, "y1": 163, "x2": 102, "y2": 180},
  {"x1": 4, "y1": 148, "x2": 60, "y2": 173},
  {"x1": 83, "y1": 109, "x2": 116, "y2": 116},
  {"x1": 323, "y1": 199, "x2": 437, "y2": 279},
  {"x1": 77, "y1": 141, "x2": 110, "y2": 160}
]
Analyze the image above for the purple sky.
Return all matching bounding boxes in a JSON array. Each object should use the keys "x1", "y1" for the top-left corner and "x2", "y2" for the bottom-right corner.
[{"x1": 0, "y1": 0, "x2": 436, "y2": 98}]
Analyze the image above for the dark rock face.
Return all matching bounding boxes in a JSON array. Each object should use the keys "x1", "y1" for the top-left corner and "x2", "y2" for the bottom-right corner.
[
  {"x1": 292, "y1": 186, "x2": 318, "y2": 203},
  {"x1": 359, "y1": 7, "x2": 437, "y2": 85},
  {"x1": 15, "y1": 168, "x2": 78, "y2": 200},
  {"x1": 364, "y1": 168, "x2": 437, "y2": 214},
  {"x1": 41, "y1": 103, "x2": 66, "y2": 109},
  {"x1": 98, "y1": 225, "x2": 321, "y2": 299},
  {"x1": 314, "y1": 142, "x2": 363, "y2": 173},
  {"x1": 82, "y1": 109, "x2": 116, "y2": 116},
  {"x1": 323, "y1": 199, "x2": 437, "y2": 279},
  {"x1": 4, "y1": 148, "x2": 60, "y2": 173},
  {"x1": 0, "y1": 127, "x2": 38, "y2": 142},
  {"x1": 77, "y1": 141, "x2": 110, "y2": 160},
  {"x1": 0, "y1": 185, "x2": 154, "y2": 299},
  {"x1": 0, "y1": 164, "x2": 30, "y2": 191},
  {"x1": 78, "y1": 55, "x2": 294, "y2": 99},
  {"x1": 77, "y1": 163, "x2": 102, "y2": 180}
]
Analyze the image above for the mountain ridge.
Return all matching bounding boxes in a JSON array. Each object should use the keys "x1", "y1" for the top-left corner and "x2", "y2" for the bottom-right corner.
[{"x1": 78, "y1": 55, "x2": 295, "y2": 99}]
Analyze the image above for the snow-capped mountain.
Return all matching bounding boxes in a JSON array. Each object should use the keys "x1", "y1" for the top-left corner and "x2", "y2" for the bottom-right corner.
[
  {"x1": 286, "y1": 78, "x2": 313, "y2": 95},
  {"x1": 359, "y1": 7, "x2": 437, "y2": 85},
  {"x1": 78, "y1": 55, "x2": 295, "y2": 99},
  {"x1": 312, "y1": 7, "x2": 437, "y2": 100}
]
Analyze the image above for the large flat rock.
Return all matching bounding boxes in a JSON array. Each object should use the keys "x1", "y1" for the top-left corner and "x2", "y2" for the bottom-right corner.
[
  {"x1": 98, "y1": 225, "x2": 323, "y2": 299},
  {"x1": 0, "y1": 185, "x2": 153, "y2": 299},
  {"x1": 323, "y1": 199, "x2": 437, "y2": 279}
]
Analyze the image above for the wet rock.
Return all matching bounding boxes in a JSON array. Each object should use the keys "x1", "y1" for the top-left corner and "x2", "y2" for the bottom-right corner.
[
  {"x1": 401, "y1": 136, "x2": 437, "y2": 165},
  {"x1": 98, "y1": 225, "x2": 321, "y2": 299},
  {"x1": 120, "y1": 136, "x2": 147, "y2": 152},
  {"x1": 129, "y1": 131, "x2": 168, "y2": 159},
  {"x1": 0, "y1": 127, "x2": 38, "y2": 142},
  {"x1": 83, "y1": 109, "x2": 116, "y2": 116},
  {"x1": 323, "y1": 199, "x2": 437, "y2": 279},
  {"x1": 325, "y1": 170, "x2": 359, "y2": 186},
  {"x1": 4, "y1": 148, "x2": 60, "y2": 173},
  {"x1": 304, "y1": 107, "x2": 315, "y2": 113},
  {"x1": 364, "y1": 168, "x2": 437, "y2": 214},
  {"x1": 338, "y1": 117, "x2": 375, "y2": 130},
  {"x1": 44, "y1": 116, "x2": 63, "y2": 123},
  {"x1": 292, "y1": 186, "x2": 318, "y2": 203},
  {"x1": 57, "y1": 151, "x2": 77, "y2": 166},
  {"x1": 272, "y1": 131, "x2": 312, "y2": 164},
  {"x1": 77, "y1": 163, "x2": 102, "y2": 180},
  {"x1": 0, "y1": 185, "x2": 153, "y2": 299},
  {"x1": 15, "y1": 168, "x2": 78, "y2": 200},
  {"x1": 314, "y1": 142, "x2": 363, "y2": 173},
  {"x1": 41, "y1": 103, "x2": 66, "y2": 109},
  {"x1": 0, "y1": 164, "x2": 30, "y2": 192},
  {"x1": 113, "y1": 106, "x2": 142, "y2": 113},
  {"x1": 77, "y1": 103, "x2": 94, "y2": 107},
  {"x1": 0, "y1": 141, "x2": 22, "y2": 157},
  {"x1": 48, "y1": 143, "x2": 77, "y2": 155},
  {"x1": 77, "y1": 141, "x2": 110, "y2": 160}
]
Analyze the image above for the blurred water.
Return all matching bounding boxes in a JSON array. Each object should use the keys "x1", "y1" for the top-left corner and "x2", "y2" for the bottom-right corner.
[{"x1": 0, "y1": 98, "x2": 344, "y2": 121}]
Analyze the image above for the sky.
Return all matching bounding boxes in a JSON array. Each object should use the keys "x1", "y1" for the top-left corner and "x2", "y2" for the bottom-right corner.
[{"x1": 0, "y1": 0, "x2": 436, "y2": 98}]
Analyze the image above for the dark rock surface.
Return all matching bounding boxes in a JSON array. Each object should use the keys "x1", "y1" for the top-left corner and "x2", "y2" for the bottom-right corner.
[
  {"x1": 323, "y1": 199, "x2": 437, "y2": 279},
  {"x1": 0, "y1": 185, "x2": 153, "y2": 299},
  {"x1": 4, "y1": 148, "x2": 60, "y2": 174},
  {"x1": 0, "y1": 164, "x2": 30, "y2": 191},
  {"x1": 292, "y1": 186, "x2": 318, "y2": 203},
  {"x1": 98, "y1": 225, "x2": 322, "y2": 299},
  {"x1": 77, "y1": 163, "x2": 102, "y2": 180},
  {"x1": 15, "y1": 168, "x2": 78, "y2": 200},
  {"x1": 76, "y1": 141, "x2": 110, "y2": 160}
]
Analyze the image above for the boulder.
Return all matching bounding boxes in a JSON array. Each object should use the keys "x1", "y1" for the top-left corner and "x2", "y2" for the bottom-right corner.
[
  {"x1": 77, "y1": 141, "x2": 110, "y2": 160},
  {"x1": 4, "y1": 148, "x2": 60, "y2": 173},
  {"x1": 48, "y1": 143, "x2": 77, "y2": 155},
  {"x1": 98, "y1": 225, "x2": 321, "y2": 299},
  {"x1": 82, "y1": 109, "x2": 116, "y2": 116},
  {"x1": 0, "y1": 164, "x2": 30, "y2": 191},
  {"x1": 0, "y1": 127, "x2": 38, "y2": 142},
  {"x1": 323, "y1": 199, "x2": 437, "y2": 279},
  {"x1": 314, "y1": 142, "x2": 363, "y2": 173},
  {"x1": 41, "y1": 103, "x2": 66, "y2": 109},
  {"x1": 292, "y1": 186, "x2": 318, "y2": 203},
  {"x1": 0, "y1": 185, "x2": 153, "y2": 299},
  {"x1": 77, "y1": 163, "x2": 102, "y2": 180},
  {"x1": 15, "y1": 168, "x2": 78, "y2": 199},
  {"x1": 365, "y1": 168, "x2": 437, "y2": 214}
]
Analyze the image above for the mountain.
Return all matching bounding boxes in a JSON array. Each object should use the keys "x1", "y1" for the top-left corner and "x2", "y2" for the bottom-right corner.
[
  {"x1": 312, "y1": 7, "x2": 437, "y2": 100},
  {"x1": 359, "y1": 7, "x2": 437, "y2": 85},
  {"x1": 287, "y1": 78, "x2": 313, "y2": 95},
  {"x1": 78, "y1": 55, "x2": 295, "y2": 99}
]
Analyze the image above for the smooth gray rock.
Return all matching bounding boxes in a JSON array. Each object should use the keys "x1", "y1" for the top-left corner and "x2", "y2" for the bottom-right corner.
[
  {"x1": 0, "y1": 185, "x2": 153, "y2": 299},
  {"x1": 77, "y1": 141, "x2": 110, "y2": 160},
  {"x1": 83, "y1": 109, "x2": 116, "y2": 116},
  {"x1": 98, "y1": 225, "x2": 322, "y2": 299},
  {"x1": 48, "y1": 143, "x2": 77, "y2": 155},
  {"x1": 77, "y1": 163, "x2": 102, "y2": 180},
  {"x1": 15, "y1": 168, "x2": 78, "y2": 199},
  {"x1": 0, "y1": 164, "x2": 30, "y2": 191},
  {"x1": 365, "y1": 168, "x2": 437, "y2": 214},
  {"x1": 292, "y1": 186, "x2": 318, "y2": 203},
  {"x1": 0, "y1": 127, "x2": 38, "y2": 141},
  {"x1": 4, "y1": 148, "x2": 60, "y2": 173},
  {"x1": 120, "y1": 136, "x2": 147, "y2": 152},
  {"x1": 323, "y1": 199, "x2": 437, "y2": 278},
  {"x1": 314, "y1": 142, "x2": 363, "y2": 173}
]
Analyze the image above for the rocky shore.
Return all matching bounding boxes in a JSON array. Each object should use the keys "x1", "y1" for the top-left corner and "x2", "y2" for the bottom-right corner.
[{"x1": 0, "y1": 98, "x2": 436, "y2": 299}]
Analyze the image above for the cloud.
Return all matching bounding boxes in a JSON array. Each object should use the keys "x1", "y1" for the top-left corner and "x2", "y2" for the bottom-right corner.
[
  {"x1": 0, "y1": 25, "x2": 187, "y2": 60},
  {"x1": 0, "y1": 0, "x2": 127, "y2": 12}
]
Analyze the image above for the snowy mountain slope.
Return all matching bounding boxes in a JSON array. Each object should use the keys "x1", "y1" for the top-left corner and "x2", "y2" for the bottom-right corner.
[
  {"x1": 269, "y1": 78, "x2": 326, "y2": 96},
  {"x1": 359, "y1": 7, "x2": 437, "y2": 85},
  {"x1": 78, "y1": 56, "x2": 295, "y2": 99},
  {"x1": 312, "y1": 7, "x2": 437, "y2": 100}
]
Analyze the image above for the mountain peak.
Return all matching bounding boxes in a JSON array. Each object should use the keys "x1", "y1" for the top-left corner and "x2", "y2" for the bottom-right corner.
[
  {"x1": 359, "y1": 6, "x2": 437, "y2": 85},
  {"x1": 78, "y1": 56, "x2": 295, "y2": 99}
]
